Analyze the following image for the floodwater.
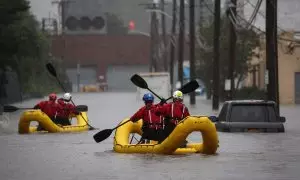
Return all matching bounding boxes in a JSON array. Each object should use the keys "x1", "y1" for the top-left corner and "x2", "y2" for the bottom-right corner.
[{"x1": 0, "y1": 92, "x2": 299, "y2": 180}]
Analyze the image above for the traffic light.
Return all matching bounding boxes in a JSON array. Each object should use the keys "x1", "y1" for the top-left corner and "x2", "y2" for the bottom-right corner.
[
  {"x1": 62, "y1": 1, "x2": 106, "y2": 34},
  {"x1": 128, "y1": 20, "x2": 135, "y2": 30}
]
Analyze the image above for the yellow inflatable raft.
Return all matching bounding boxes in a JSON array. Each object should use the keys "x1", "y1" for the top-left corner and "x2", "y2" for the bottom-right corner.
[
  {"x1": 113, "y1": 116, "x2": 219, "y2": 155},
  {"x1": 18, "y1": 110, "x2": 89, "y2": 134}
]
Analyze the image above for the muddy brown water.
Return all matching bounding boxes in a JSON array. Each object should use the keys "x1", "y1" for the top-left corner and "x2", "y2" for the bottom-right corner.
[{"x1": 0, "y1": 93, "x2": 299, "y2": 180}]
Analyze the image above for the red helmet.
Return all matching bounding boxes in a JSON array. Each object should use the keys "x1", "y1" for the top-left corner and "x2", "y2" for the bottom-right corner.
[{"x1": 49, "y1": 93, "x2": 57, "y2": 101}]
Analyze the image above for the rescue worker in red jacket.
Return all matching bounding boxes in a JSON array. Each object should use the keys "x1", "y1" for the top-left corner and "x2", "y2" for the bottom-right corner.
[
  {"x1": 156, "y1": 90, "x2": 190, "y2": 146},
  {"x1": 56, "y1": 93, "x2": 78, "y2": 126},
  {"x1": 34, "y1": 93, "x2": 59, "y2": 130},
  {"x1": 130, "y1": 93, "x2": 164, "y2": 144}
]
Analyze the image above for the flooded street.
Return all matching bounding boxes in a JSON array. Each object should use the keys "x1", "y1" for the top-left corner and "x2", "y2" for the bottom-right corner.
[{"x1": 1, "y1": 93, "x2": 300, "y2": 180}]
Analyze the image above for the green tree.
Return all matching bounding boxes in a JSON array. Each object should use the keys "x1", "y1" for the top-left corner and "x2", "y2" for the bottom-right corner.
[
  {"x1": 196, "y1": 16, "x2": 259, "y2": 100},
  {"x1": 0, "y1": 0, "x2": 29, "y2": 25},
  {"x1": 1, "y1": 0, "x2": 63, "y2": 95},
  {"x1": 0, "y1": 0, "x2": 30, "y2": 68}
]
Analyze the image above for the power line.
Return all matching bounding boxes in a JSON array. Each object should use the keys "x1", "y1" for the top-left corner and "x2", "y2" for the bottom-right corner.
[
  {"x1": 236, "y1": 13, "x2": 300, "y2": 43},
  {"x1": 246, "y1": 0, "x2": 262, "y2": 29},
  {"x1": 244, "y1": 0, "x2": 286, "y2": 33},
  {"x1": 202, "y1": 0, "x2": 300, "y2": 43}
]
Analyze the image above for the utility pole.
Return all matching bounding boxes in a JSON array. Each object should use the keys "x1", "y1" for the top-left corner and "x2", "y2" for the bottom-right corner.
[
  {"x1": 199, "y1": 0, "x2": 204, "y2": 28},
  {"x1": 266, "y1": 0, "x2": 279, "y2": 114},
  {"x1": 178, "y1": 0, "x2": 185, "y2": 87},
  {"x1": 161, "y1": 0, "x2": 168, "y2": 71},
  {"x1": 150, "y1": 9, "x2": 155, "y2": 72},
  {"x1": 169, "y1": 0, "x2": 177, "y2": 92},
  {"x1": 142, "y1": 3, "x2": 160, "y2": 72},
  {"x1": 212, "y1": 0, "x2": 221, "y2": 112},
  {"x1": 189, "y1": 0, "x2": 196, "y2": 105},
  {"x1": 274, "y1": 0, "x2": 279, "y2": 114},
  {"x1": 228, "y1": 0, "x2": 237, "y2": 100},
  {"x1": 154, "y1": 8, "x2": 159, "y2": 72},
  {"x1": 149, "y1": 3, "x2": 159, "y2": 72},
  {"x1": 52, "y1": 0, "x2": 73, "y2": 89},
  {"x1": 52, "y1": 0, "x2": 72, "y2": 33}
]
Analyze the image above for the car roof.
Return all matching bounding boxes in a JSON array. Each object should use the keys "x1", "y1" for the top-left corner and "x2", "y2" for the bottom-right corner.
[{"x1": 224, "y1": 100, "x2": 276, "y2": 105}]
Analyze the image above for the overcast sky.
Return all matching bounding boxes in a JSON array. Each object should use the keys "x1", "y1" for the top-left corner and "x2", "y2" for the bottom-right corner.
[{"x1": 28, "y1": 0, "x2": 300, "y2": 31}]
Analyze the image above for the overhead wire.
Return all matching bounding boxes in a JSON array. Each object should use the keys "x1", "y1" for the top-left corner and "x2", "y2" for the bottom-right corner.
[
  {"x1": 246, "y1": 0, "x2": 263, "y2": 29},
  {"x1": 245, "y1": 0, "x2": 286, "y2": 33},
  {"x1": 202, "y1": 0, "x2": 299, "y2": 43}
]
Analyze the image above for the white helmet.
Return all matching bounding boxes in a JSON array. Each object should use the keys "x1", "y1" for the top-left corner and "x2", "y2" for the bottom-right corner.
[
  {"x1": 173, "y1": 90, "x2": 183, "y2": 100},
  {"x1": 63, "y1": 93, "x2": 72, "y2": 101}
]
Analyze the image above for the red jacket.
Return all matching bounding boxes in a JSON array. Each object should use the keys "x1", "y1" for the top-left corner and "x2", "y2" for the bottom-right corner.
[
  {"x1": 34, "y1": 100, "x2": 58, "y2": 118},
  {"x1": 157, "y1": 102, "x2": 190, "y2": 124},
  {"x1": 56, "y1": 98, "x2": 77, "y2": 119},
  {"x1": 130, "y1": 104, "x2": 163, "y2": 129}
]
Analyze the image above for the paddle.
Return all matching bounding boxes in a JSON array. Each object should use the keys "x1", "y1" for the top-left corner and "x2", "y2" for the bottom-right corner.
[
  {"x1": 3, "y1": 105, "x2": 88, "y2": 113},
  {"x1": 93, "y1": 75, "x2": 199, "y2": 143},
  {"x1": 130, "y1": 74, "x2": 163, "y2": 100},
  {"x1": 3, "y1": 105, "x2": 35, "y2": 112},
  {"x1": 131, "y1": 74, "x2": 199, "y2": 101},
  {"x1": 46, "y1": 63, "x2": 97, "y2": 130},
  {"x1": 93, "y1": 119, "x2": 132, "y2": 143},
  {"x1": 165, "y1": 79, "x2": 199, "y2": 101},
  {"x1": 75, "y1": 105, "x2": 88, "y2": 112}
]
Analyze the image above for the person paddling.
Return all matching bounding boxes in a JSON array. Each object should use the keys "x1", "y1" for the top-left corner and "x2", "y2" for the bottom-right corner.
[
  {"x1": 156, "y1": 90, "x2": 190, "y2": 147},
  {"x1": 34, "y1": 93, "x2": 59, "y2": 130},
  {"x1": 130, "y1": 93, "x2": 164, "y2": 143},
  {"x1": 56, "y1": 93, "x2": 78, "y2": 126}
]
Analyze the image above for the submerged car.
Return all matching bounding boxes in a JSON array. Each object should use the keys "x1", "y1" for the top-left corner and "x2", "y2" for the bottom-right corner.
[{"x1": 210, "y1": 100, "x2": 286, "y2": 133}]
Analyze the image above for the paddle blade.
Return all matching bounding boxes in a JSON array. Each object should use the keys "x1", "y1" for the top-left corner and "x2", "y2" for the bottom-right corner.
[
  {"x1": 93, "y1": 129, "x2": 113, "y2": 143},
  {"x1": 89, "y1": 126, "x2": 97, "y2": 130},
  {"x1": 179, "y1": 80, "x2": 200, "y2": 94},
  {"x1": 3, "y1": 105, "x2": 19, "y2": 112},
  {"x1": 46, "y1": 63, "x2": 57, "y2": 77},
  {"x1": 75, "y1": 105, "x2": 88, "y2": 112},
  {"x1": 130, "y1": 74, "x2": 148, "y2": 89}
]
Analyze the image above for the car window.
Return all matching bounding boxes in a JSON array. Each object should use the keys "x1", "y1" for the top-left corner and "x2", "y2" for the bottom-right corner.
[{"x1": 229, "y1": 104, "x2": 269, "y2": 122}]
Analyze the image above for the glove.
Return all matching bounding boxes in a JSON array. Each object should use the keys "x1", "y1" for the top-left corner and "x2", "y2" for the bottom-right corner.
[{"x1": 159, "y1": 98, "x2": 167, "y2": 105}]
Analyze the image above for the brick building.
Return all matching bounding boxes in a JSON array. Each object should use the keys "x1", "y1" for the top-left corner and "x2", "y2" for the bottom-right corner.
[
  {"x1": 50, "y1": 34, "x2": 191, "y2": 92},
  {"x1": 51, "y1": 34, "x2": 151, "y2": 91}
]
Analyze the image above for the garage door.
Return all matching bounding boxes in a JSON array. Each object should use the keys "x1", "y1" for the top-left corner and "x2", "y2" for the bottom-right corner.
[
  {"x1": 66, "y1": 66, "x2": 97, "y2": 92},
  {"x1": 295, "y1": 72, "x2": 300, "y2": 104},
  {"x1": 106, "y1": 65, "x2": 149, "y2": 91}
]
